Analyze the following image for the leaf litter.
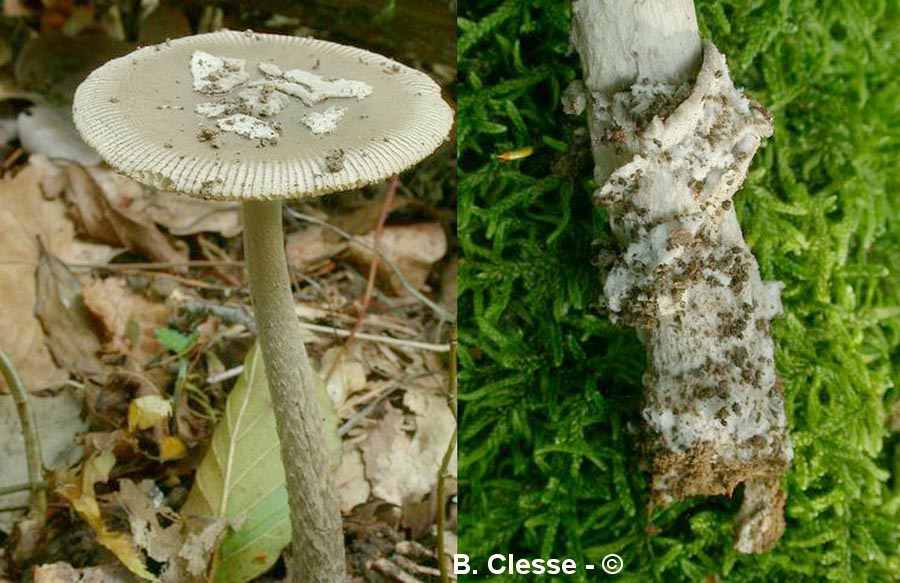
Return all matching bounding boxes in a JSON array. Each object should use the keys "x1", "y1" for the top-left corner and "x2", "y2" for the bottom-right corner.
[
  {"x1": 0, "y1": 5, "x2": 455, "y2": 582},
  {"x1": 10, "y1": 186, "x2": 453, "y2": 581},
  {"x1": 0, "y1": 163, "x2": 112, "y2": 394}
]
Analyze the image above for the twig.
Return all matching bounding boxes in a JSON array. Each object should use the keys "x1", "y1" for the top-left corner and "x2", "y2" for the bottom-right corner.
[
  {"x1": 437, "y1": 326, "x2": 458, "y2": 583},
  {"x1": 370, "y1": 558, "x2": 426, "y2": 583},
  {"x1": 2, "y1": 147, "x2": 26, "y2": 171},
  {"x1": 0, "y1": 349, "x2": 46, "y2": 527},
  {"x1": 31, "y1": 380, "x2": 86, "y2": 393},
  {"x1": 284, "y1": 207, "x2": 454, "y2": 322},
  {"x1": 198, "y1": 235, "x2": 244, "y2": 287},
  {"x1": 0, "y1": 480, "x2": 48, "y2": 497},
  {"x1": 182, "y1": 299, "x2": 256, "y2": 330},
  {"x1": 446, "y1": 327, "x2": 458, "y2": 422},
  {"x1": 360, "y1": 176, "x2": 398, "y2": 315},
  {"x1": 205, "y1": 365, "x2": 246, "y2": 385},
  {"x1": 68, "y1": 259, "x2": 244, "y2": 270},
  {"x1": 339, "y1": 370, "x2": 442, "y2": 437},
  {"x1": 395, "y1": 540, "x2": 435, "y2": 560},
  {"x1": 392, "y1": 555, "x2": 441, "y2": 577},
  {"x1": 126, "y1": 270, "x2": 229, "y2": 290},
  {"x1": 183, "y1": 297, "x2": 451, "y2": 358},
  {"x1": 338, "y1": 384, "x2": 402, "y2": 437},
  {"x1": 301, "y1": 323, "x2": 449, "y2": 352},
  {"x1": 205, "y1": 327, "x2": 450, "y2": 388},
  {"x1": 67, "y1": 259, "x2": 238, "y2": 291}
]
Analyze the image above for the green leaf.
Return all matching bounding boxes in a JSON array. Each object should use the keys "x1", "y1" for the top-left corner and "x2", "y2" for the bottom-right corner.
[
  {"x1": 154, "y1": 327, "x2": 198, "y2": 355},
  {"x1": 182, "y1": 345, "x2": 286, "y2": 583},
  {"x1": 182, "y1": 343, "x2": 339, "y2": 583}
]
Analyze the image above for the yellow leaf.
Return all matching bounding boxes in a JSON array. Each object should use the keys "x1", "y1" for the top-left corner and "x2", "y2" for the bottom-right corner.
[
  {"x1": 96, "y1": 530, "x2": 159, "y2": 581},
  {"x1": 56, "y1": 451, "x2": 158, "y2": 581},
  {"x1": 159, "y1": 435, "x2": 187, "y2": 461},
  {"x1": 128, "y1": 395, "x2": 172, "y2": 432},
  {"x1": 82, "y1": 449, "x2": 116, "y2": 488}
]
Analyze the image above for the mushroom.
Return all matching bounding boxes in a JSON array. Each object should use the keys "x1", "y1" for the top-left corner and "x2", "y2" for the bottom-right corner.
[{"x1": 72, "y1": 30, "x2": 453, "y2": 582}]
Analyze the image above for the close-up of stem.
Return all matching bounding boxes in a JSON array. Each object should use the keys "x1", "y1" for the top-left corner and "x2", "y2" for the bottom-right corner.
[
  {"x1": 460, "y1": 0, "x2": 897, "y2": 580},
  {"x1": 572, "y1": 0, "x2": 791, "y2": 552}
]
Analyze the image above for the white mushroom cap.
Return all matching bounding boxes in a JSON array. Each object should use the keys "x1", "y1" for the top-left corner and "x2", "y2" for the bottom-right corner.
[{"x1": 72, "y1": 30, "x2": 453, "y2": 200}]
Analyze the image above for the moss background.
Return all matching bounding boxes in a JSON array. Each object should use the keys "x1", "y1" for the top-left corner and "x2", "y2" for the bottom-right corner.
[{"x1": 457, "y1": 1, "x2": 899, "y2": 581}]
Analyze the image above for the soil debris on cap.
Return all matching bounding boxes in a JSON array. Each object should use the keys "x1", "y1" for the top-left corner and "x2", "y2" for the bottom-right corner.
[
  {"x1": 325, "y1": 149, "x2": 345, "y2": 173},
  {"x1": 196, "y1": 125, "x2": 221, "y2": 148},
  {"x1": 261, "y1": 77, "x2": 318, "y2": 106},
  {"x1": 237, "y1": 83, "x2": 289, "y2": 117}
]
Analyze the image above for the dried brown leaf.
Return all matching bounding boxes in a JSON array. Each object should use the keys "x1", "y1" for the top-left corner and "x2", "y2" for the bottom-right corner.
[
  {"x1": 15, "y1": 32, "x2": 134, "y2": 104},
  {"x1": 0, "y1": 164, "x2": 114, "y2": 392},
  {"x1": 33, "y1": 562, "x2": 137, "y2": 583},
  {"x1": 346, "y1": 222, "x2": 447, "y2": 295},
  {"x1": 82, "y1": 277, "x2": 171, "y2": 366},
  {"x1": 62, "y1": 164, "x2": 121, "y2": 246},
  {"x1": 0, "y1": 205, "x2": 66, "y2": 392},
  {"x1": 320, "y1": 346, "x2": 367, "y2": 404},
  {"x1": 400, "y1": 497, "x2": 434, "y2": 540},
  {"x1": 63, "y1": 165, "x2": 186, "y2": 264},
  {"x1": 139, "y1": 189, "x2": 242, "y2": 238},
  {"x1": 116, "y1": 479, "x2": 183, "y2": 564},
  {"x1": 127, "y1": 395, "x2": 172, "y2": 432},
  {"x1": 318, "y1": 191, "x2": 412, "y2": 235},
  {"x1": 336, "y1": 444, "x2": 370, "y2": 513},
  {"x1": 34, "y1": 244, "x2": 104, "y2": 379},
  {"x1": 360, "y1": 387, "x2": 455, "y2": 507},
  {"x1": 178, "y1": 519, "x2": 229, "y2": 579},
  {"x1": 285, "y1": 225, "x2": 347, "y2": 270}
]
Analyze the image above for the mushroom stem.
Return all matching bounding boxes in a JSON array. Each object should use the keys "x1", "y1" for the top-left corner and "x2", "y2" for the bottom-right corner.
[
  {"x1": 572, "y1": 0, "x2": 791, "y2": 553},
  {"x1": 571, "y1": 0, "x2": 702, "y2": 186},
  {"x1": 242, "y1": 200, "x2": 346, "y2": 583}
]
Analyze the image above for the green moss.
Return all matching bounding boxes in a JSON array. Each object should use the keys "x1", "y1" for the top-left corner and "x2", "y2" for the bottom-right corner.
[{"x1": 457, "y1": 1, "x2": 900, "y2": 581}]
